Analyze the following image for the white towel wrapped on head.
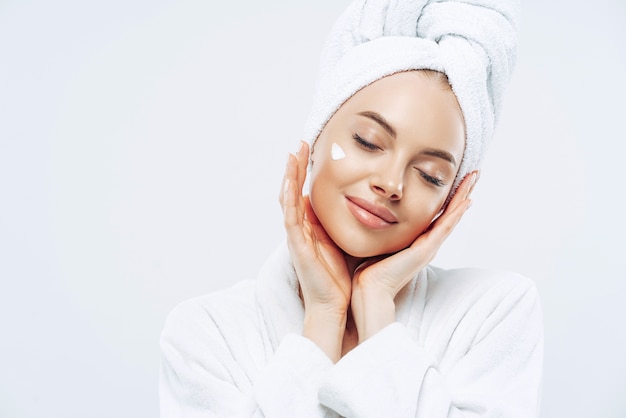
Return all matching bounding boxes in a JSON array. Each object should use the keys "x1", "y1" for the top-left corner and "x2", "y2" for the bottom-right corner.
[{"x1": 304, "y1": 0, "x2": 520, "y2": 192}]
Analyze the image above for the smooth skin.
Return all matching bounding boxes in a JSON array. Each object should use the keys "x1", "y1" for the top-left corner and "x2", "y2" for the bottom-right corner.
[{"x1": 279, "y1": 71, "x2": 478, "y2": 362}]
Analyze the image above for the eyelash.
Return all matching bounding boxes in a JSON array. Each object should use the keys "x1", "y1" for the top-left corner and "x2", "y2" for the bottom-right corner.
[
  {"x1": 353, "y1": 133, "x2": 379, "y2": 151},
  {"x1": 353, "y1": 133, "x2": 445, "y2": 188},
  {"x1": 418, "y1": 170, "x2": 445, "y2": 187}
]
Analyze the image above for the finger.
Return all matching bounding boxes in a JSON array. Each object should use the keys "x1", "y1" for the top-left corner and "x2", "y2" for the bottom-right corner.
[
  {"x1": 423, "y1": 171, "x2": 475, "y2": 234},
  {"x1": 303, "y1": 195, "x2": 334, "y2": 244},
  {"x1": 414, "y1": 176, "x2": 474, "y2": 255},
  {"x1": 279, "y1": 142, "x2": 309, "y2": 209},
  {"x1": 447, "y1": 171, "x2": 478, "y2": 213},
  {"x1": 295, "y1": 142, "x2": 309, "y2": 222},
  {"x1": 387, "y1": 199, "x2": 470, "y2": 282},
  {"x1": 303, "y1": 195, "x2": 319, "y2": 224},
  {"x1": 283, "y1": 155, "x2": 309, "y2": 249},
  {"x1": 467, "y1": 170, "x2": 480, "y2": 196},
  {"x1": 364, "y1": 174, "x2": 476, "y2": 291},
  {"x1": 281, "y1": 154, "x2": 297, "y2": 215},
  {"x1": 421, "y1": 197, "x2": 472, "y2": 250},
  {"x1": 280, "y1": 153, "x2": 297, "y2": 210},
  {"x1": 279, "y1": 153, "x2": 293, "y2": 210},
  {"x1": 295, "y1": 141, "x2": 309, "y2": 193}
]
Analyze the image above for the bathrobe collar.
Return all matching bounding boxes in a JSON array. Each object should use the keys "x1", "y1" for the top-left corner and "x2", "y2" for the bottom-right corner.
[{"x1": 255, "y1": 241, "x2": 428, "y2": 351}]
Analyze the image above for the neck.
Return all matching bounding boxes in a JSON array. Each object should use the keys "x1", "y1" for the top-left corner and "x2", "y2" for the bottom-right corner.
[{"x1": 344, "y1": 253, "x2": 366, "y2": 276}]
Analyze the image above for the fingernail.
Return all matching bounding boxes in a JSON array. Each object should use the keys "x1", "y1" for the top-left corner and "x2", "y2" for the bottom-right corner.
[
  {"x1": 467, "y1": 172, "x2": 478, "y2": 197},
  {"x1": 470, "y1": 172, "x2": 477, "y2": 187},
  {"x1": 297, "y1": 141, "x2": 305, "y2": 155}
]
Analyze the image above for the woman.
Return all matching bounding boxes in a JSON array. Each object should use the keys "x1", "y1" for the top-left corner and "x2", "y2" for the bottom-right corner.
[{"x1": 160, "y1": 1, "x2": 543, "y2": 417}]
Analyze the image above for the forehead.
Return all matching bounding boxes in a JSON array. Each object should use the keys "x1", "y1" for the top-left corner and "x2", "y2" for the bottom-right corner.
[
  {"x1": 336, "y1": 71, "x2": 465, "y2": 155},
  {"x1": 341, "y1": 71, "x2": 461, "y2": 122}
]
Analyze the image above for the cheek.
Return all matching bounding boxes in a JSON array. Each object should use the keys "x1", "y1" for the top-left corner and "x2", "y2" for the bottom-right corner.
[
  {"x1": 310, "y1": 139, "x2": 360, "y2": 192},
  {"x1": 331, "y1": 143, "x2": 346, "y2": 160},
  {"x1": 403, "y1": 193, "x2": 448, "y2": 231},
  {"x1": 308, "y1": 142, "x2": 360, "y2": 229},
  {"x1": 308, "y1": 152, "x2": 333, "y2": 214}
]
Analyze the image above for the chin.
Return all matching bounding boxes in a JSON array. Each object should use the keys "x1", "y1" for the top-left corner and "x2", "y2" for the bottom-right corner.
[{"x1": 334, "y1": 235, "x2": 408, "y2": 259}]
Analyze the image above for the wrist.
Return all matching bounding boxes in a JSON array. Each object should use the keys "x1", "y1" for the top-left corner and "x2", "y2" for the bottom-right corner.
[
  {"x1": 301, "y1": 294, "x2": 349, "y2": 318},
  {"x1": 302, "y1": 307, "x2": 347, "y2": 363},
  {"x1": 351, "y1": 284, "x2": 395, "y2": 343}
]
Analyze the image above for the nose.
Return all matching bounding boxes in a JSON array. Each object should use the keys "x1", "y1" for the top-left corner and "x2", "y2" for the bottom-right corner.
[{"x1": 370, "y1": 165, "x2": 404, "y2": 200}]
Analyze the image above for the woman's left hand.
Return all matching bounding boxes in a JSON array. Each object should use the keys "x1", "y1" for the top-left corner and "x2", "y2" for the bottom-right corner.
[{"x1": 350, "y1": 171, "x2": 478, "y2": 342}]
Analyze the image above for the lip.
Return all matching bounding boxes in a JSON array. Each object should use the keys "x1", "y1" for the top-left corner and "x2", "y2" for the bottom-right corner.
[{"x1": 346, "y1": 196, "x2": 398, "y2": 229}]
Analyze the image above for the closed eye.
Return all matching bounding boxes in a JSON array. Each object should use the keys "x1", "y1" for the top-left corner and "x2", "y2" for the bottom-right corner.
[
  {"x1": 353, "y1": 133, "x2": 379, "y2": 151},
  {"x1": 418, "y1": 170, "x2": 445, "y2": 187}
]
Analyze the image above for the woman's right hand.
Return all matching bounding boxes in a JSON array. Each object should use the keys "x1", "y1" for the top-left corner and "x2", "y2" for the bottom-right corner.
[{"x1": 279, "y1": 141, "x2": 351, "y2": 361}]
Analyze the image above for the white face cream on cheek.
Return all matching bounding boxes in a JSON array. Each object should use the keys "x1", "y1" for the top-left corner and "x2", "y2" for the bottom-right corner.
[{"x1": 331, "y1": 142, "x2": 346, "y2": 160}]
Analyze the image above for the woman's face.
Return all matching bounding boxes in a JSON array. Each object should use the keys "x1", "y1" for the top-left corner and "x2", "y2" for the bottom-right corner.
[{"x1": 309, "y1": 71, "x2": 465, "y2": 258}]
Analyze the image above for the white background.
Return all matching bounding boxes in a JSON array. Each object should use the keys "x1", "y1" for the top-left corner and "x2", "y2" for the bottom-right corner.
[{"x1": 1, "y1": 0, "x2": 625, "y2": 417}]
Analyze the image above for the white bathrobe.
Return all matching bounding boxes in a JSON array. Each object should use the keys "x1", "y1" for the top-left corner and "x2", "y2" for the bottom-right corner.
[{"x1": 160, "y1": 243, "x2": 543, "y2": 417}]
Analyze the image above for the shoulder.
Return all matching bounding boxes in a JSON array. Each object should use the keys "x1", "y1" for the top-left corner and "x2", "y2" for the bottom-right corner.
[
  {"x1": 417, "y1": 266, "x2": 543, "y2": 372},
  {"x1": 162, "y1": 279, "x2": 259, "y2": 340},
  {"x1": 160, "y1": 280, "x2": 270, "y2": 389},
  {"x1": 160, "y1": 280, "x2": 264, "y2": 364},
  {"x1": 421, "y1": 266, "x2": 542, "y2": 344},
  {"x1": 424, "y1": 265, "x2": 540, "y2": 307}
]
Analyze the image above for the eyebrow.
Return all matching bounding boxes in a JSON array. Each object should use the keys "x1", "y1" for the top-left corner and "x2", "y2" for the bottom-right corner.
[
  {"x1": 358, "y1": 111, "x2": 396, "y2": 138},
  {"x1": 358, "y1": 110, "x2": 458, "y2": 167},
  {"x1": 421, "y1": 148, "x2": 458, "y2": 167}
]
